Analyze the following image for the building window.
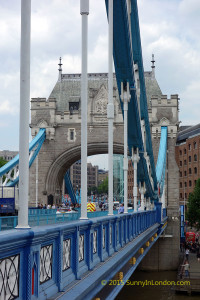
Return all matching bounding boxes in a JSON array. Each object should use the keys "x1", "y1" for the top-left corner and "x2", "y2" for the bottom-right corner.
[
  {"x1": 194, "y1": 180, "x2": 197, "y2": 186},
  {"x1": 189, "y1": 181, "x2": 192, "y2": 187},
  {"x1": 180, "y1": 171, "x2": 182, "y2": 177},
  {"x1": 194, "y1": 142, "x2": 197, "y2": 149},
  {"x1": 68, "y1": 128, "x2": 76, "y2": 142},
  {"x1": 184, "y1": 148, "x2": 187, "y2": 154},
  {"x1": 194, "y1": 167, "x2": 197, "y2": 174},
  {"x1": 69, "y1": 102, "x2": 79, "y2": 114},
  {"x1": 180, "y1": 150, "x2": 182, "y2": 155},
  {"x1": 180, "y1": 161, "x2": 182, "y2": 166},
  {"x1": 70, "y1": 130, "x2": 74, "y2": 141},
  {"x1": 180, "y1": 182, "x2": 182, "y2": 188},
  {"x1": 189, "y1": 156, "x2": 191, "y2": 162},
  {"x1": 184, "y1": 160, "x2": 187, "y2": 165},
  {"x1": 184, "y1": 171, "x2": 187, "y2": 176},
  {"x1": 180, "y1": 193, "x2": 182, "y2": 199},
  {"x1": 184, "y1": 182, "x2": 187, "y2": 187},
  {"x1": 185, "y1": 193, "x2": 187, "y2": 200},
  {"x1": 189, "y1": 168, "x2": 192, "y2": 174},
  {"x1": 188, "y1": 144, "x2": 191, "y2": 151},
  {"x1": 194, "y1": 154, "x2": 197, "y2": 162}
]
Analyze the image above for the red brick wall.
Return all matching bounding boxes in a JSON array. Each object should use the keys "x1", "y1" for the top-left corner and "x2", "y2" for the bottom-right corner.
[{"x1": 175, "y1": 134, "x2": 200, "y2": 204}]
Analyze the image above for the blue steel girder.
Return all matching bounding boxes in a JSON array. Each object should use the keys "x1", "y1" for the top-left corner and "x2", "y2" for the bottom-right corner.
[
  {"x1": 130, "y1": 0, "x2": 157, "y2": 192},
  {"x1": 105, "y1": 0, "x2": 143, "y2": 149},
  {"x1": 0, "y1": 128, "x2": 46, "y2": 187},
  {"x1": 156, "y1": 127, "x2": 168, "y2": 197},
  {"x1": 105, "y1": 0, "x2": 158, "y2": 199},
  {"x1": 64, "y1": 171, "x2": 76, "y2": 204}
]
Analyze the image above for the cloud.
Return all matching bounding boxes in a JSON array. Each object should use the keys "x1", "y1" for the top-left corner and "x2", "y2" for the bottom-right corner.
[
  {"x1": 1, "y1": 0, "x2": 200, "y2": 159},
  {"x1": 0, "y1": 100, "x2": 19, "y2": 115},
  {"x1": 180, "y1": 79, "x2": 200, "y2": 125},
  {"x1": 0, "y1": 121, "x2": 9, "y2": 128},
  {"x1": 137, "y1": 0, "x2": 200, "y2": 130},
  {"x1": 179, "y1": 0, "x2": 200, "y2": 17},
  {"x1": 88, "y1": 154, "x2": 108, "y2": 171}
]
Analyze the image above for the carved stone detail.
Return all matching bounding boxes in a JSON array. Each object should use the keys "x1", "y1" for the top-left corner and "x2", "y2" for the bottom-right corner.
[{"x1": 94, "y1": 85, "x2": 108, "y2": 115}]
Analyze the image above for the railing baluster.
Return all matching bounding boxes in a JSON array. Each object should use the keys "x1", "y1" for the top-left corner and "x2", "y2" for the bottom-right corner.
[{"x1": 100, "y1": 223, "x2": 103, "y2": 262}]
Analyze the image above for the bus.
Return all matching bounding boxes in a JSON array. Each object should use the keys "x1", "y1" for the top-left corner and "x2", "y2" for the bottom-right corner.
[{"x1": 0, "y1": 186, "x2": 18, "y2": 215}]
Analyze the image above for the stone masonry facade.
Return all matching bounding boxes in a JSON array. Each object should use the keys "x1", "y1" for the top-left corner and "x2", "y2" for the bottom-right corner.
[
  {"x1": 29, "y1": 72, "x2": 180, "y2": 270},
  {"x1": 139, "y1": 94, "x2": 180, "y2": 270},
  {"x1": 29, "y1": 74, "x2": 124, "y2": 205}
]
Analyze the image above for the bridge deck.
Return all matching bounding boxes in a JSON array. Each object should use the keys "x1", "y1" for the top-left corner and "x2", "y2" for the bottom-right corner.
[
  {"x1": 48, "y1": 222, "x2": 167, "y2": 300},
  {"x1": 0, "y1": 207, "x2": 166, "y2": 300}
]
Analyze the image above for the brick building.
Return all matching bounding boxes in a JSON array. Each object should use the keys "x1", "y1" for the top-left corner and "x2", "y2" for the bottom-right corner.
[
  {"x1": 69, "y1": 160, "x2": 98, "y2": 191},
  {"x1": 87, "y1": 163, "x2": 98, "y2": 188},
  {"x1": 175, "y1": 124, "x2": 200, "y2": 206}
]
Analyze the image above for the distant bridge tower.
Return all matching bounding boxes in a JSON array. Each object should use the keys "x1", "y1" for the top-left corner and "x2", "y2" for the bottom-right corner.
[{"x1": 139, "y1": 57, "x2": 180, "y2": 270}]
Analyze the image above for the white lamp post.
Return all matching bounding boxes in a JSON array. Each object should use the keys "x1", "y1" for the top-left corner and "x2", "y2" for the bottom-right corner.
[
  {"x1": 16, "y1": 0, "x2": 31, "y2": 229},
  {"x1": 107, "y1": 0, "x2": 114, "y2": 215},
  {"x1": 80, "y1": 0, "x2": 89, "y2": 219}
]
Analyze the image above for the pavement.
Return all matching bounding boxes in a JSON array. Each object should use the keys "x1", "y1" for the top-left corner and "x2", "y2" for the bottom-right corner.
[{"x1": 188, "y1": 253, "x2": 200, "y2": 279}]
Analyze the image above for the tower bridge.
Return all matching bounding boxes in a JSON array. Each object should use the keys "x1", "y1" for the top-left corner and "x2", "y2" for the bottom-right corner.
[
  {"x1": 29, "y1": 67, "x2": 180, "y2": 273},
  {"x1": 0, "y1": 0, "x2": 181, "y2": 299},
  {"x1": 29, "y1": 70, "x2": 179, "y2": 211}
]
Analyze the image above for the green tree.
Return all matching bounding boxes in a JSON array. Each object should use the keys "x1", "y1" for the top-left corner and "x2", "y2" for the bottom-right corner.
[
  {"x1": 0, "y1": 157, "x2": 8, "y2": 183},
  {"x1": 98, "y1": 177, "x2": 108, "y2": 194},
  {"x1": 0, "y1": 157, "x2": 8, "y2": 168},
  {"x1": 88, "y1": 186, "x2": 98, "y2": 196},
  {"x1": 186, "y1": 178, "x2": 200, "y2": 229}
]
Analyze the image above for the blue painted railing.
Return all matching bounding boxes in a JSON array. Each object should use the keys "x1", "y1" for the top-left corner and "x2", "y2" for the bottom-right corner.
[
  {"x1": 163, "y1": 208, "x2": 167, "y2": 219},
  {"x1": 28, "y1": 208, "x2": 57, "y2": 215},
  {"x1": 0, "y1": 209, "x2": 158, "y2": 300},
  {"x1": 0, "y1": 209, "x2": 134, "y2": 231}
]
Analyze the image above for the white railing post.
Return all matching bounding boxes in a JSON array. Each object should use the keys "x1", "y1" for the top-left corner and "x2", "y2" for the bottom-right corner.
[
  {"x1": 161, "y1": 185, "x2": 165, "y2": 220},
  {"x1": 161, "y1": 185, "x2": 166, "y2": 208},
  {"x1": 35, "y1": 155, "x2": 38, "y2": 208},
  {"x1": 108, "y1": 0, "x2": 114, "y2": 215},
  {"x1": 147, "y1": 197, "x2": 151, "y2": 210},
  {"x1": 80, "y1": 0, "x2": 89, "y2": 220},
  {"x1": 121, "y1": 82, "x2": 131, "y2": 214},
  {"x1": 139, "y1": 182, "x2": 146, "y2": 211},
  {"x1": 132, "y1": 148, "x2": 140, "y2": 212},
  {"x1": 16, "y1": 0, "x2": 31, "y2": 229}
]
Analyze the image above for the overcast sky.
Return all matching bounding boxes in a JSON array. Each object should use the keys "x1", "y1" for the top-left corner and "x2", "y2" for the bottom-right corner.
[{"x1": 1, "y1": 0, "x2": 200, "y2": 169}]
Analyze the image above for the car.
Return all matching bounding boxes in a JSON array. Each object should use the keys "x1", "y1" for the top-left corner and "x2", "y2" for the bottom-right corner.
[
  {"x1": 113, "y1": 201, "x2": 120, "y2": 208},
  {"x1": 56, "y1": 207, "x2": 77, "y2": 214}
]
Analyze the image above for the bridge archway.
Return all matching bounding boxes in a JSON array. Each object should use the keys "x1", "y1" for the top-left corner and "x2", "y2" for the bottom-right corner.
[{"x1": 45, "y1": 142, "x2": 124, "y2": 197}]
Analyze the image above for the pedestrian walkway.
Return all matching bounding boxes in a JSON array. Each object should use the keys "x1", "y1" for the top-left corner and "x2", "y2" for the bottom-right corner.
[
  {"x1": 188, "y1": 253, "x2": 200, "y2": 279},
  {"x1": 176, "y1": 253, "x2": 200, "y2": 294}
]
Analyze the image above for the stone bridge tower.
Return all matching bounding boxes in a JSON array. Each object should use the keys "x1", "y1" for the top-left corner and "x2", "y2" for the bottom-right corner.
[
  {"x1": 139, "y1": 61, "x2": 180, "y2": 270},
  {"x1": 30, "y1": 61, "x2": 180, "y2": 269},
  {"x1": 30, "y1": 61, "x2": 180, "y2": 271},
  {"x1": 30, "y1": 73, "x2": 124, "y2": 205}
]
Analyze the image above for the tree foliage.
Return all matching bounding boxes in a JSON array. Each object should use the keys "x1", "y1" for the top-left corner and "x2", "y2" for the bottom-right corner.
[
  {"x1": 98, "y1": 176, "x2": 108, "y2": 194},
  {"x1": 0, "y1": 157, "x2": 8, "y2": 168},
  {"x1": 186, "y1": 178, "x2": 200, "y2": 230},
  {"x1": 88, "y1": 186, "x2": 98, "y2": 196}
]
